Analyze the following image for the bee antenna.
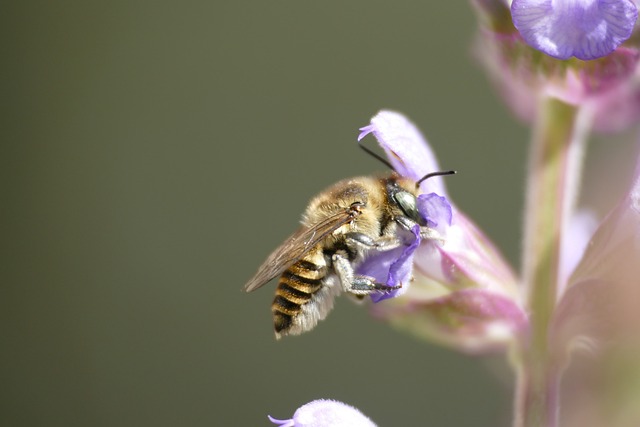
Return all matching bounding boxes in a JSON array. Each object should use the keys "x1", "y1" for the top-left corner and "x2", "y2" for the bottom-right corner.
[
  {"x1": 358, "y1": 139, "x2": 394, "y2": 170},
  {"x1": 415, "y1": 170, "x2": 457, "y2": 188}
]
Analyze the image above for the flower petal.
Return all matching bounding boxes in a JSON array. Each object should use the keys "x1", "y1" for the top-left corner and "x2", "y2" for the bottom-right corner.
[
  {"x1": 357, "y1": 225, "x2": 421, "y2": 302},
  {"x1": 550, "y1": 154, "x2": 640, "y2": 426},
  {"x1": 475, "y1": 28, "x2": 640, "y2": 133},
  {"x1": 553, "y1": 151, "x2": 640, "y2": 357},
  {"x1": 379, "y1": 225, "x2": 421, "y2": 302},
  {"x1": 359, "y1": 111, "x2": 448, "y2": 196},
  {"x1": 372, "y1": 288, "x2": 528, "y2": 353},
  {"x1": 360, "y1": 110, "x2": 519, "y2": 298},
  {"x1": 414, "y1": 213, "x2": 520, "y2": 296},
  {"x1": 417, "y1": 192, "x2": 453, "y2": 231},
  {"x1": 558, "y1": 209, "x2": 598, "y2": 295},
  {"x1": 268, "y1": 416, "x2": 295, "y2": 427},
  {"x1": 511, "y1": 0, "x2": 638, "y2": 60},
  {"x1": 270, "y1": 399, "x2": 377, "y2": 427},
  {"x1": 591, "y1": 66, "x2": 640, "y2": 133}
]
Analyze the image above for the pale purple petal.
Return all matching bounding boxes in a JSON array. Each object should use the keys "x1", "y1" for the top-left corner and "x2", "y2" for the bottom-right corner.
[
  {"x1": 356, "y1": 248, "x2": 403, "y2": 286},
  {"x1": 569, "y1": 156, "x2": 640, "y2": 286},
  {"x1": 591, "y1": 65, "x2": 640, "y2": 133},
  {"x1": 417, "y1": 193, "x2": 453, "y2": 231},
  {"x1": 270, "y1": 399, "x2": 377, "y2": 427},
  {"x1": 372, "y1": 288, "x2": 528, "y2": 353},
  {"x1": 269, "y1": 416, "x2": 295, "y2": 427},
  {"x1": 376, "y1": 225, "x2": 421, "y2": 302},
  {"x1": 511, "y1": 0, "x2": 638, "y2": 60},
  {"x1": 358, "y1": 225, "x2": 421, "y2": 302},
  {"x1": 553, "y1": 151, "x2": 640, "y2": 356},
  {"x1": 550, "y1": 157, "x2": 640, "y2": 425},
  {"x1": 475, "y1": 29, "x2": 640, "y2": 133},
  {"x1": 359, "y1": 110, "x2": 448, "y2": 196},
  {"x1": 550, "y1": 152, "x2": 640, "y2": 427},
  {"x1": 558, "y1": 209, "x2": 598, "y2": 295},
  {"x1": 413, "y1": 213, "x2": 520, "y2": 297}
]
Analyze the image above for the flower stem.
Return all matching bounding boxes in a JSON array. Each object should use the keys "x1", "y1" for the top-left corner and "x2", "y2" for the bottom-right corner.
[{"x1": 515, "y1": 97, "x2": 591, "y2": 427}]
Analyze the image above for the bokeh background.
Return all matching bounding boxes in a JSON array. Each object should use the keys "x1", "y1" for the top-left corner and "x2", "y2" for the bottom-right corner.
[{"x1": 1, "y1": 1, "x2": 540, "y2": 426}]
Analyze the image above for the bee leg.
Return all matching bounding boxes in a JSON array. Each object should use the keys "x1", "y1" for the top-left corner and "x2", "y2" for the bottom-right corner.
[
  {"x1": 350, "y1": 276, "x2": 401, "y2": 294},
  {"x1": 332, "y1": 251, "x2": 400, "y2": 295},
  {"x1": 344, "y1": 232, "x2": 404, "y2": 251},
  {"x1": 395, "y1": 217, "x2": 444, "y2": 243}
]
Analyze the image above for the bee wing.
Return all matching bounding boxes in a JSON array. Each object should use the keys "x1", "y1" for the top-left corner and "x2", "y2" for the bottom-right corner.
[{"x1": 243, "y1": 208, "x2": 356, "y2": 292}]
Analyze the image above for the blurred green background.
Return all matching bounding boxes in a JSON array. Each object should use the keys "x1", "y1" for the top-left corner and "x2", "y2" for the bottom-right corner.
[{"x1": 2, "y1": 1, "x2": 531, "y2": 426}]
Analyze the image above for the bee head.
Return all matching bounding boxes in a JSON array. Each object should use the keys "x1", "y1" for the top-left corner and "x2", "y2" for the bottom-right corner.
[
  {"x1": 388, "y1": 170, "x2": 456, "y2": 227},
  {"x1": 393, "y1": 190, "x2": 424, "y2": 226}
]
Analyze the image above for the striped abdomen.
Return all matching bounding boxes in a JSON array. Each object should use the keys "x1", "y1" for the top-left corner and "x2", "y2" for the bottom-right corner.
[{"x1": 272, "y1": 248, "x2": 328, "y2": 337}]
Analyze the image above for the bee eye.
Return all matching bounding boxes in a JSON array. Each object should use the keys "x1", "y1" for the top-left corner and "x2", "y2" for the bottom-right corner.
[{"x1": 394, "y1": 191, "x2": 421, "y2": 223}]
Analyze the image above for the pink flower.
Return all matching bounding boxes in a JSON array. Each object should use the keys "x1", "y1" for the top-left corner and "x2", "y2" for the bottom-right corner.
[
  {"x1": 543, "y1": 147, "x2": 640, "y2": 426},
  {"x1": 471, "y1": 0, "x2": 640, "y2": 133},
  {"x1": 358, "y1": 111, "x2": 526, "y2": 353},
  {"x1": 269, "y1": 399, "x2": 377, "y2": 427}
]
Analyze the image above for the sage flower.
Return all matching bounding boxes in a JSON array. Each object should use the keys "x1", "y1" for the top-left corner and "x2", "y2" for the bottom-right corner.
[
  {"x1": 358, "y1": 111, "x2": 526, "y2": 353},
  {"x1": 269, "y1": 399, "x2": 376, "y2": 427},
  {"x1": 532, "y1": 146, "x2": 640, "y2": 427},
  {"x1": 511, "y1": 0, "x2": 638, "y2": 60},
  {"x1": 472, "y1": 0, "x2": 640, "y2": 132}
]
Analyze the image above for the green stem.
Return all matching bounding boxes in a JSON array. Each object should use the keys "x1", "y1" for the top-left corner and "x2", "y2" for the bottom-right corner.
[{"x1": 514, "y1": 97, "x2": 591, "y2": 427}]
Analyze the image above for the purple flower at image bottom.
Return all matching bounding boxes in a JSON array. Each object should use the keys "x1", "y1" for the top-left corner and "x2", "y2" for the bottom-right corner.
[{"x1": 269, "y1": 399, "x2": 377, "y2": 427}]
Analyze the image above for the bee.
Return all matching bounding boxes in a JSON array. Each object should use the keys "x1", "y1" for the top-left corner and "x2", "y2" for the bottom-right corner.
[{"x1": 244, "y1": 142, "x2": 455, "y2": 339}]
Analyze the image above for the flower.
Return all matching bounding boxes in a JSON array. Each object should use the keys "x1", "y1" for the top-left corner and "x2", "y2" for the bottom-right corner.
[
  {"x1": 469, "y1": 0, "x2": 640, "y2": 133},
  {"x1": 546, "y1": 148, "x2": 640, "y2": 426},
  {"x1": 475, "y1": 27, "x2": 640, "y2": 133},
  {"x1": 357, "y1": 111, "x2": 526, "y2": 352},
  {"x1": 552, "y1": 148, "x2": 640, "y2": 359},
  {"x1": 356, "y1": 223, "x2": 423, "y2": 303},
  {"x1": 511, "y1": 0, "x2": 638, "y2": 60},
  {"x1": 355, "y1": 113, "x2": 456, "y2": 303},
  {"x1": 269, "y1": 399, "x2": 377, "y2": 427}
]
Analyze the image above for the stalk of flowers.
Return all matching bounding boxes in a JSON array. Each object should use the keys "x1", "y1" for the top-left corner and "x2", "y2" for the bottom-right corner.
[{"x1": 467, "y1": 1, "x2": 640, "y2": 426}]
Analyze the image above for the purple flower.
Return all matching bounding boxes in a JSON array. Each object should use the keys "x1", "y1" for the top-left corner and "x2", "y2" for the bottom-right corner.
[
  {"x1": 357, "y1": 223, "x2": 422, "y2": 303},
  {"x1": 511, "y1": 0, "x2": 638, "y2": 60},
  {"x1": 552, "y1": 149, "x2": 640, "y2": 354},
  {"x1": 269, "y1": 399, "x2": 377, "y2": 427},
  {"x1": 538, "y1": 146, "x2": 640, "y2": 426},
  {"x1": 354, "y1": 192, "x2": 453, "y2": 303},
  {"x1": 358, "y1": 111, "x2": 525, "y2": 352},
  {"x1": 469, "y1": 0, "x2": 640, "y2": 133},
  {"x1": 356, "y1": 113, "x2": 456, "y2": 303},
  {"x1": 475, "y1": 30, "x2": 640, "y2": 133}
]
